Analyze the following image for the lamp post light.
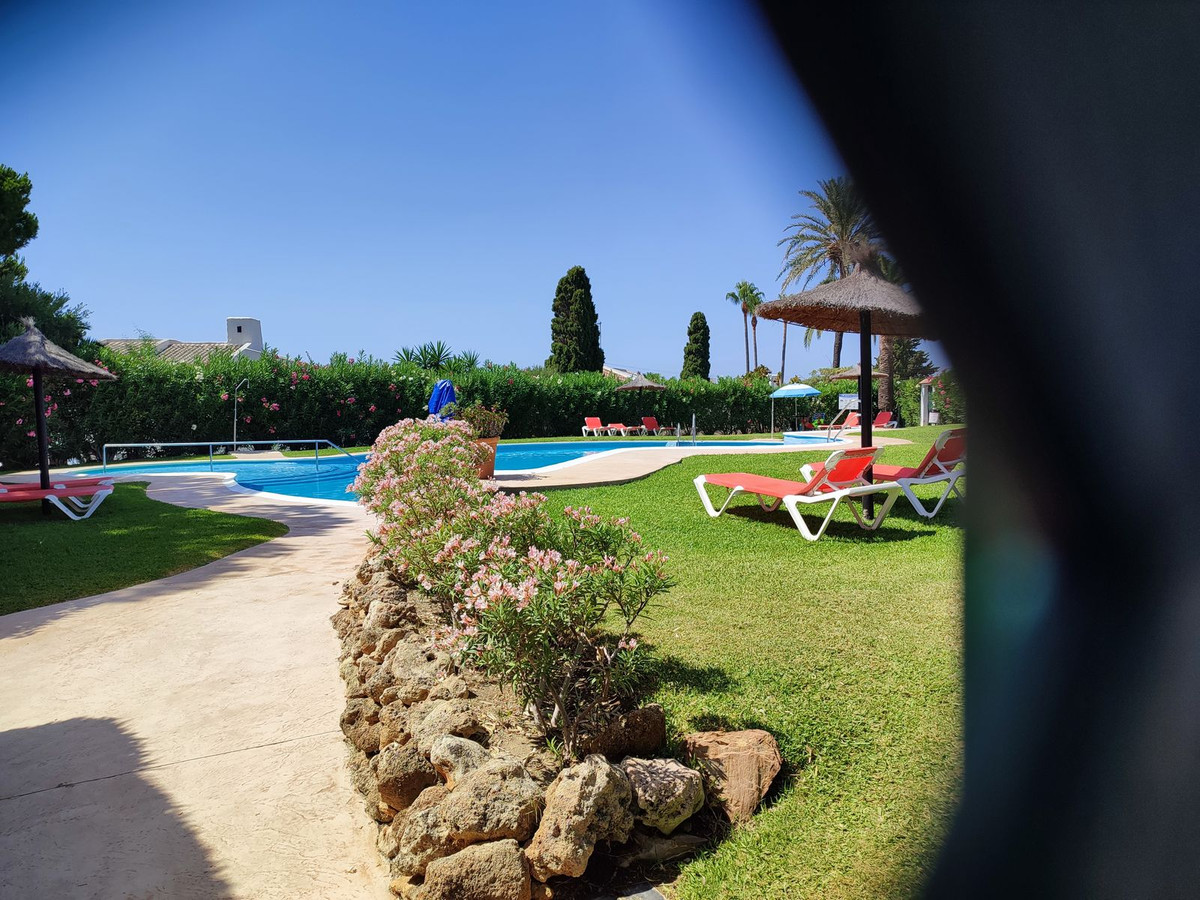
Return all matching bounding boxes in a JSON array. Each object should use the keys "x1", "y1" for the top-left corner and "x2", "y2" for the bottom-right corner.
[{"x1": 233, "y1": 377, "x2": 249, "y2": 448}]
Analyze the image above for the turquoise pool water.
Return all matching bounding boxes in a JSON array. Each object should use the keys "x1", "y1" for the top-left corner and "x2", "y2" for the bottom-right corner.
[{"x1": 86, "y1": 438, "x2": 817, "y2": 501}]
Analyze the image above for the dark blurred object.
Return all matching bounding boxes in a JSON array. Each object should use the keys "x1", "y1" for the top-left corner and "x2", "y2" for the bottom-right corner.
[{"x1": 755, "y1": 1, "x2": 1200, "y2": 896}]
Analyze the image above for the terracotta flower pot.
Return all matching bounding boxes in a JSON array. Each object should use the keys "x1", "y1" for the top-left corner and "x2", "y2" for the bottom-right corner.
[{"x1": 476, "y1": 437, "x2": 500, "y2": 479}]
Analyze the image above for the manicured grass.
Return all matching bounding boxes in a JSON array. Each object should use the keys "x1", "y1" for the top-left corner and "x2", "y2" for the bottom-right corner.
[
  {"x1": 548, "y1": 426, "x2": 962, "y2": 899},
  {"x1": 0, "y1": 481, "x2": 288, "y2": 615}
]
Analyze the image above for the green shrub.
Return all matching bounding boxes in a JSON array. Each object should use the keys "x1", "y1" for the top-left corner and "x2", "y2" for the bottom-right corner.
[{"x1": 353, "y1": 417, "x2": 673, "y2": 758}]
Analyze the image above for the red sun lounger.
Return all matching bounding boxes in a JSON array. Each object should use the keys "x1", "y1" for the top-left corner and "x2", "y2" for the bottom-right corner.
[
  {"x1": 640, "y1": 417, "x2": 676, "y2": 436},
  {"x1": 871, "y1": 427, "x2": 966, "y2": 518},
  {"x1": 582, "y1": 417, "x2": 605, "y2": 436},
  {"x1": 0, "y1": 477, "x2": 115, "y2": 521},
  {"x1": 694, "y1": 446, "x2": 902, "y2": 541}
]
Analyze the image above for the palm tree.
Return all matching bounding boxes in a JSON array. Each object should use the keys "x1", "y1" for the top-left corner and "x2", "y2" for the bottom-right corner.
[
  {"x1": 726, "y1": 280, "x2": 761, "y2": 374},
  {"x1": 778, "y1": 177, "x2": 876, "y2": 367}
]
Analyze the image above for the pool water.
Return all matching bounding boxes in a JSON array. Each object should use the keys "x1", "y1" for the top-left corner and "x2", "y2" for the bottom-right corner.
[{"x1": 84, "y1": 438, "x2": 815, "y2": 501}]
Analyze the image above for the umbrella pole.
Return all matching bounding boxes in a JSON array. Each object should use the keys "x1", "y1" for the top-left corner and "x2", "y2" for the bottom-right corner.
[
  {"x1": 859, "y1": 311, "x2": 874, "y2": 518},
  {"x1": 32, "y1": 368, "x2": 51, "y2": 516}
]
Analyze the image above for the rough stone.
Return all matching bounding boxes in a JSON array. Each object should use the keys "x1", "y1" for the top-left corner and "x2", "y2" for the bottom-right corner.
[
  {"x1": 379, "y1": 703, "x2": 412, "y2": 748},
  {"x1": 367, "y1": 662, "x2": 402, "y2": 702},
  {"x1": 378, "y1": 821, "x2": 403, "y2": 859},
  {"x1": 341, "y1": 657, "x2": 368, "y2": 699},
  {"x1": 579, "y1": 705, "x2": 667, "y2": 760},
  {"x1": 411, "y1": 699, "x2": 488, "y2": 755},
  {"x1": 340, "y1": 697, "x2": 381, "y2": 753},
  {"x1": 389, "y1": 874, "x2": 420, "y2": 898},
  {"x1": 428, "y1": 673, "x2": 471, "y2": 701},
  {"x1": 620, "y1": 758, "x2": 704, "y2": 835},
  {"x1": 682, "y1": 729, "x2": 782, "y2": 824},
  {"x1": 525, "y1": 754, "x2": 633, "y2": 882},
  {"x1": 374, "y1": 627, "x2": 407, "y2": 661},
  {"x1": 530, "y1": 883, "x2": 554, "y2": 900},
  {"x1": 429, "y1": 735, "x2": 491, "y2": 788},
  {"x1": 378, "y1": 741, "x2": 439, "y2": 812},
  {"x1": 416, "y1": 839, "x2": 531, "y2": 900},
  {"x1": 331, "y1": 607, "x2": 357, "y2": 639},
  {"x1": 394, "y1": 758, "x2": 542, "y2": 875}
]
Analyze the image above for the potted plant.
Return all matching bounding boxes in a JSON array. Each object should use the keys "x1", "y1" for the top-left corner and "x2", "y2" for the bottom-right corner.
[{"x1": 454, "y1": 403, "x2": 509, "y2": 478}]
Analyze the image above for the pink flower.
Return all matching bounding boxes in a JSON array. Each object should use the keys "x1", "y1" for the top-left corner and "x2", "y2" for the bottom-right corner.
[
  {"x1": 25, "y1": 378, "x2": 33, "y2": 387},
  {"x1": 244, "y1": 415, "x2": 251, "y2": 423},
  {"x1": 368, "y1": 404, "x2": 377, "y2": 413},
  {"x1": 269, "y1": 426, "x2": 276, "y2": 434},
  {"x1": 220, "y1": 392, "x2": 229, "y2": 401},
  {"x1": 89, "y1": 380, "x2": 98, "y2": 387},
  {"x1": 15, "y1": 418, "x2": 23, "y2": 425},
  {"x1": 346, "y1": 397, "x2": 356, "y2": 405},
  {"x1": 76, "y1": 378, "x2": 84, "y2": 384},
  {"x1": 26, "y1": 430, "x2": 35, "y2": 437},
  {"x1": 301, "y1": 373, "x2": 310, "y2": 380},
  {"x1": 63, "y1": 388, "x2": 71, "y2": 396}
]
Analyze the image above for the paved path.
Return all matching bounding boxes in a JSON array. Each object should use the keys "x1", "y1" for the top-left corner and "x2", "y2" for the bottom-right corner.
[
  {"x1": 0, "y1": 477, "x2": 390, "y2": 899},
  {"x1": 494, "y1": 433, "x2": 909, "y2": 490}
]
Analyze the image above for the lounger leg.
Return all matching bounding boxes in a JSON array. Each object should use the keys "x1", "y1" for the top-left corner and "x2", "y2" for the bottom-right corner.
[
  {"x1": 48, "y1": 489, "x2": 111, "y2": 521},
  {"x1": 846, "y1": 488, "x2": 901, "y2": 530},
  {"x1": 782, "y1": 495, "x2": 843, "y2": 541},
  {"x1": 899, "y1": 476, "x2": 960, "y2": 518},
  {"x1": 694, "y1": 476, "x2": 744, "y2": 518}
]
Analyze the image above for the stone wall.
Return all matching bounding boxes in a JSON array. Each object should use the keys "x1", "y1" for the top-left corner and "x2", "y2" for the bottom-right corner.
[{"x1": 333, "y1": 550, "x2": 779, "y2": 899}]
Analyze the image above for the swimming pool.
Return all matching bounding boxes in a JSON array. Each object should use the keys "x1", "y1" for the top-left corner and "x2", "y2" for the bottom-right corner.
[{"x1": 84, "y1": 437, "x2": 826, "y2": 501}]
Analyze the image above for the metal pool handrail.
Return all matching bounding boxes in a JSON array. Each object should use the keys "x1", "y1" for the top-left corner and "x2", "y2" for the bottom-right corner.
[{"x1": 101, "y1": 439, "x2": 358, "y2": 472}]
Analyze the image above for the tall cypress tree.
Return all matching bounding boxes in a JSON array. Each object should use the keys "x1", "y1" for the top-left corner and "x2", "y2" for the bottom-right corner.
[
  {"x1": 548, "y1": 265, "x2": 604, "y2": 372},
  {"x1": 681, "y1": 311, "x2": 711, "y2": 380}
]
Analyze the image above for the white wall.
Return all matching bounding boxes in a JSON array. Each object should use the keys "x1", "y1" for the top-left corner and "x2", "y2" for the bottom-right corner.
[{"x1": 227, "y1": 317, "x2": 263, "y2": 359}]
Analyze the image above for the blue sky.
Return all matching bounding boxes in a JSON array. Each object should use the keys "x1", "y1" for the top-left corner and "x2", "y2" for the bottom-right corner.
[{"x1": 4, "y1": 0, "x2": 941, "y2": 378}]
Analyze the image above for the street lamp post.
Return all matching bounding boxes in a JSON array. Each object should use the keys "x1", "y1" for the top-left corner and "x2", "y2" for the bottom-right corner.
[{"x1": 233, "y1": 377, "x2": 249, "y2": 448}]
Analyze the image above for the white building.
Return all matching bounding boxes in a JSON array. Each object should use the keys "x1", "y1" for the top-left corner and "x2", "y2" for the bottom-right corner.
[{"x1": 101, "y1": 317, "x2": 264, "y2": 362}]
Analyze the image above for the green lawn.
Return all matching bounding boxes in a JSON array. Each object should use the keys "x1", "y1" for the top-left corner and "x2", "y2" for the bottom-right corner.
[
  {"x1": 0, "y1": 481, "x2": 288, "y2": 615},
  {"x1": 548, "y1": 426, "x2": 962, "y2": 899}
]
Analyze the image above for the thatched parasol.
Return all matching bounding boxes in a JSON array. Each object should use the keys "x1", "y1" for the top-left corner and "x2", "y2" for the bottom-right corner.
[
  {"x1": 614, "y1": 373, "x2": 666, "y2": 423},
  {"x1": 828, "y1": 363, "x2": 887, "y2": 381},
  {"x1": 0, "y1": 318, "x2": 115, "y2": 512},
  {"x1": 757, "y1": 246, "x2": 932, "y2": 515}
]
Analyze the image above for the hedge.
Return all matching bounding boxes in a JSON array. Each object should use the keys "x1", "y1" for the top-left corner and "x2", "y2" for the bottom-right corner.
[{"x1": 0, "y1": 345, "x2": 909, "y2": 470}]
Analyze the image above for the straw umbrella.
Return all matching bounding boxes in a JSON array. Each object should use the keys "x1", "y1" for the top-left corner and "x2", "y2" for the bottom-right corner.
[
  {"x1": 614, "y1": 373, "x2": 667, "y2": 426},
  {"x1": 756, "y1": 245, "x2": 930, "y2": 516},
  {"x1": 0, "y1": 318, "x2": 116, "y2": 513}
]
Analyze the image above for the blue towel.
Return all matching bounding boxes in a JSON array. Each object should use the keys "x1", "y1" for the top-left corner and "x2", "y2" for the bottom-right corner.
[{"x1": 428, "y1": 380, "x2": 457, "y2": 419}]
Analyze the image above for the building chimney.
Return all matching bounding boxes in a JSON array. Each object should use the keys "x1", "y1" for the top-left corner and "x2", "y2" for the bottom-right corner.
[{"x1": 226, "y1": 317, "x2": 263, "y2": 360}]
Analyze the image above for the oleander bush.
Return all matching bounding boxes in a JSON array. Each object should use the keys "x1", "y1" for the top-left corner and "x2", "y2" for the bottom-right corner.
[{"x1": 352, "y1": 416, "x2": 673, "y2": 757}]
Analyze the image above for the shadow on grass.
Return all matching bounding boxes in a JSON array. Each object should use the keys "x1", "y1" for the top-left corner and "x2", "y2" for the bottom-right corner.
[
  {"x1": 720, "y1": 504, "x2": 936, "y2": 541},
  {"x1": 647, "y1": 654, "x2": 736, "y2": 695}
]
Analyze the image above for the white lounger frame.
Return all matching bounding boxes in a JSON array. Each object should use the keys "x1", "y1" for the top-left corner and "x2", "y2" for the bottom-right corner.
[
  {"x1": 693, "y1": 461, "x2": 903, "y2": 542},
  {"x1": 47, "y1": 488, "x2": 113, "y2": 520},
  {"x1": 897, "y1": 469, "x2": 964, "y2": 518}
]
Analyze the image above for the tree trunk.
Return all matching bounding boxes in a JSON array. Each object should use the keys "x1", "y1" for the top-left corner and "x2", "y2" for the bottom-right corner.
[
  {"x1": 877, "y1": 334, "x2": 895, "y2": 411},
  {"x1": 751, "y1": 316, "x2": 759, "y2": 369},
  {"x1": 780, "y1": 322, "x2": 788, "y2": 383},
  {"x1": 743, "y1": 313, "x2": 750, "y2": 373},
  {"x1": 832, "y1": 331, "x2": 843, "y2": 367}
]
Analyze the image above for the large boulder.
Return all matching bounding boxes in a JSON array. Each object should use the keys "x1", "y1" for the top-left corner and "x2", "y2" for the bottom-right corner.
[
  {"x1": 430, "y1": 735, "x2": 491, "y2": 788},
  {"x1": 620, "y1": 757, "x2": 704, "y2": 835},
  {"x1": 411, "y1": 699, "x2": 488, "y2": 755},
  {"x1": 394, "y1": 758, "x2": 542, "y2": 875},
  {"x1": 525, "y1": 754, "x2": 633, "y2": 882},
  {"x1": 416, "y1": 839, "x2": 531, "y2": 900},
  {"x1": 579, "y1": 705, "x2": 667, "y2": 761},
  {"x1": 378, "y1": 741, "x2": 439, "y2": 812},
  {"x1": 340, "y1": 697, "x2": 381, "y2": 753},
  {"x1": 682, "y1": 729, "x2": 782, "y2": 824}
]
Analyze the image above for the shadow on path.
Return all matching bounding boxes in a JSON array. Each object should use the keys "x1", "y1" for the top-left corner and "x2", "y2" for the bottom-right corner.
[{"x1": 0, "y1": 717, "x2": 234, "y2": 898}]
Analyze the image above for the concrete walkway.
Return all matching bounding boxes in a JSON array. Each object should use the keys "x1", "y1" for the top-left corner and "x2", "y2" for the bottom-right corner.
[
  {"x1": 493, "y1": 433, "x2": 909, "y2": 490},
  {"x1": 0, "y1": 477, "x2": 390, "y2": 899}
]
